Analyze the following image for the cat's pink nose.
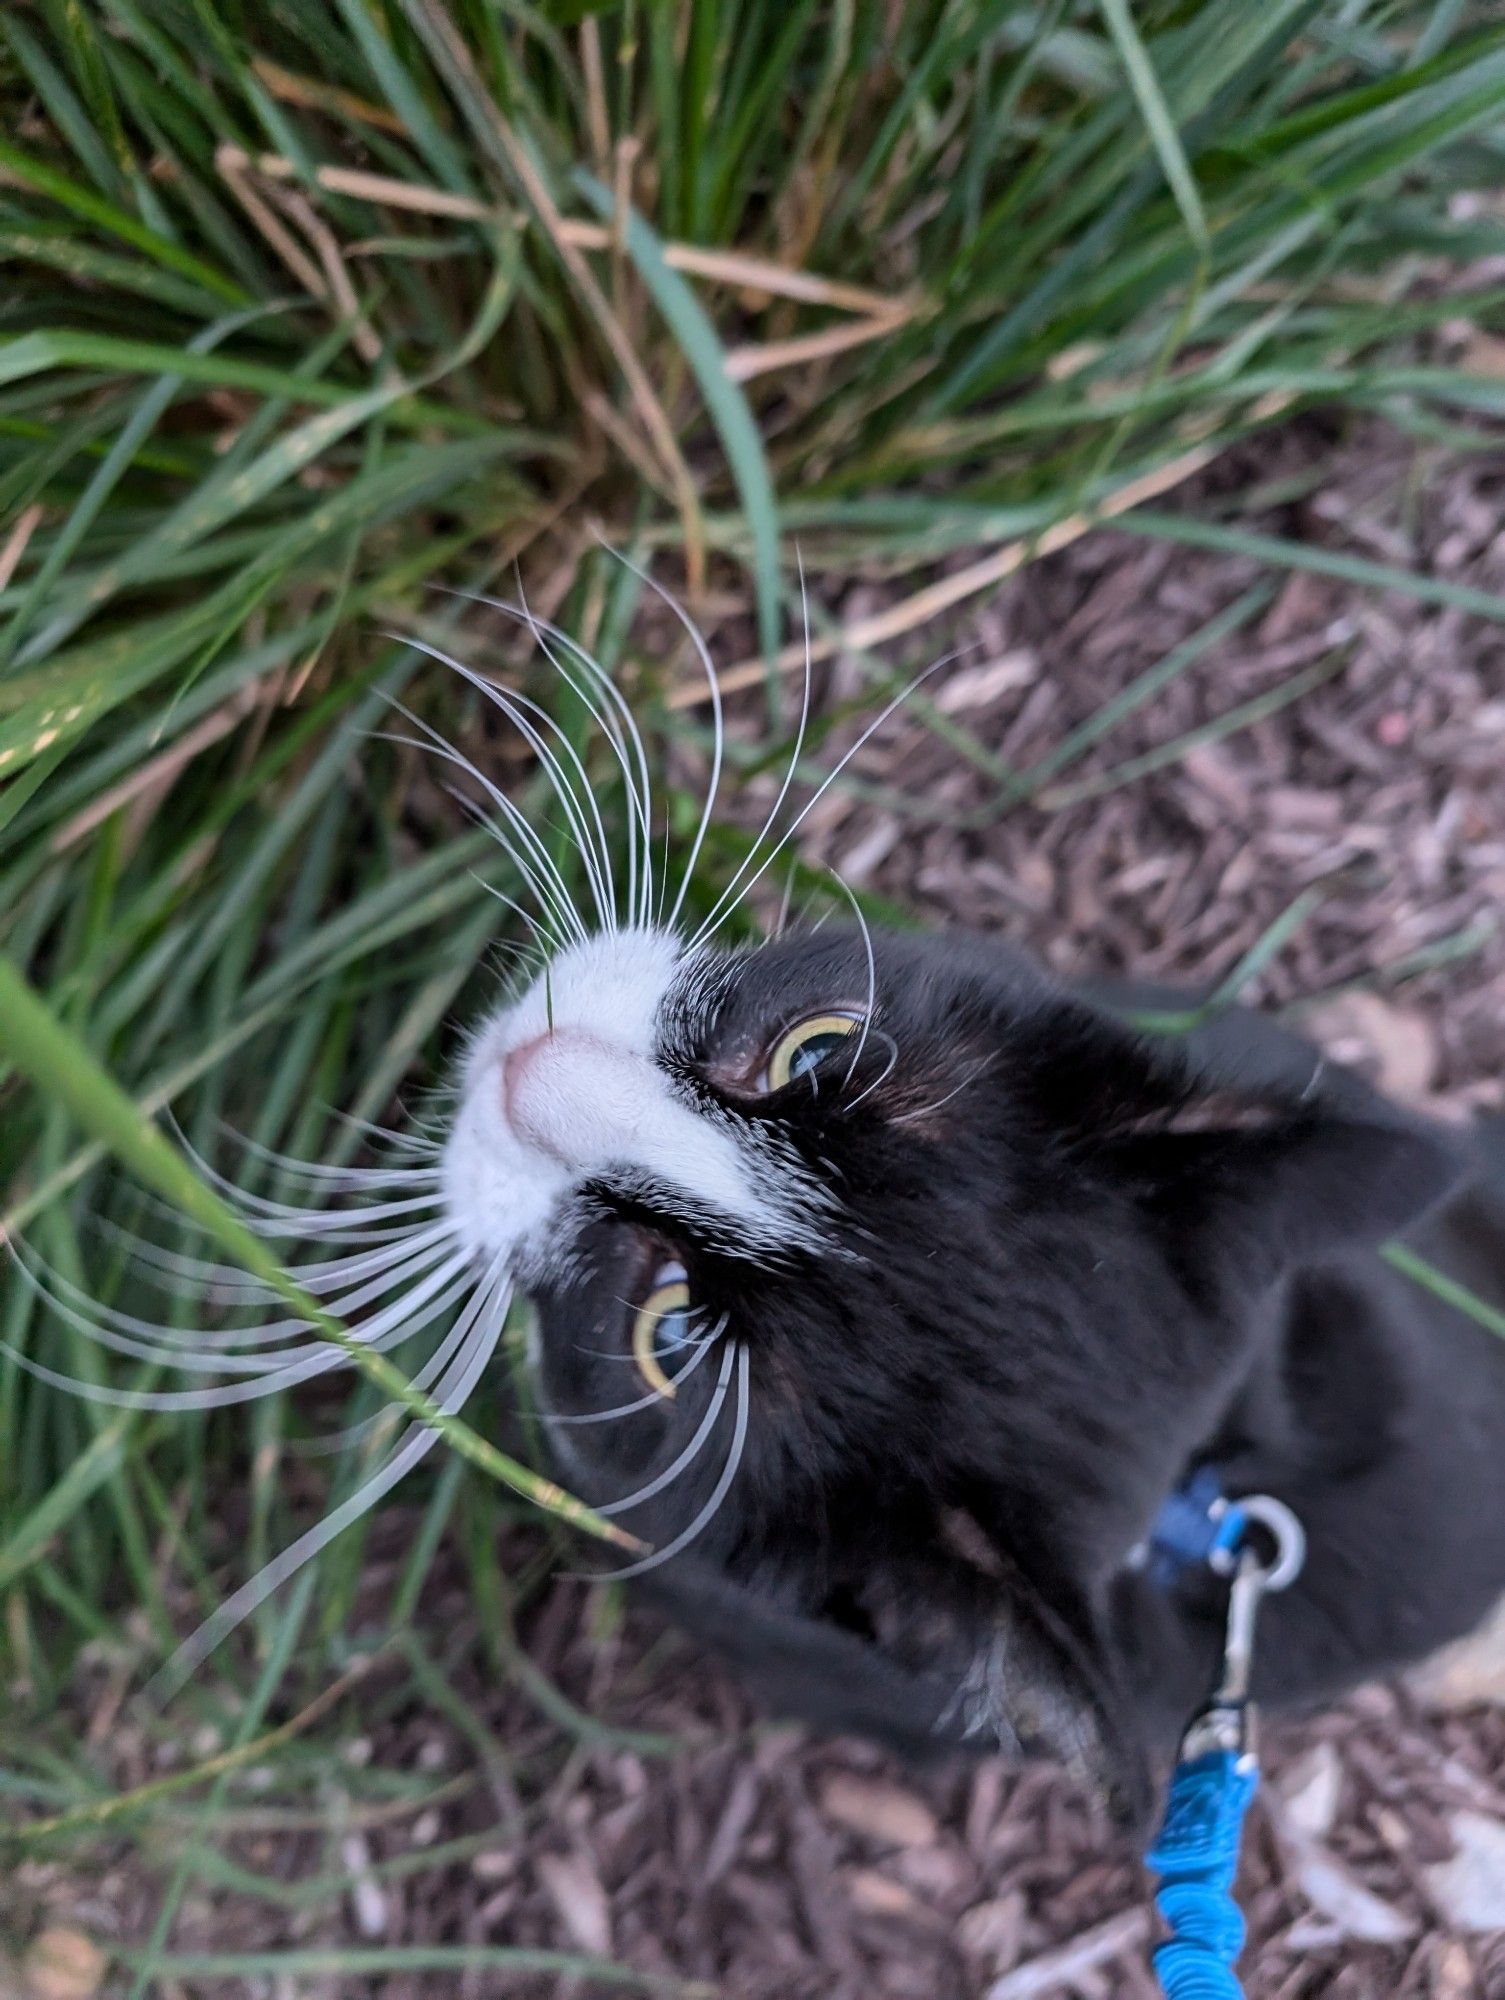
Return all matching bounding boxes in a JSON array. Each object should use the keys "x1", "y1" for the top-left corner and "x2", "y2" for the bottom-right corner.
[
  {"x1": 501, "y1": 1030, "x2": 549, "y2": 1121},
  {"x1": 501, "y1": 1028, "x2": 644, "y2": 1166}
]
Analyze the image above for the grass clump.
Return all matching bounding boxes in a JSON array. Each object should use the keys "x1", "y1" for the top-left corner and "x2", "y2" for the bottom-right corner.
[{"x1": 2, "y1": 0, "x2": 1505, "y2": 1975}]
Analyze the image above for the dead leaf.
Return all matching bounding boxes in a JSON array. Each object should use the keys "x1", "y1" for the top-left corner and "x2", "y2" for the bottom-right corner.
[
  {"x1": 958, "y1": 1891, "x2": 1026, "y2": 1967},
  {"x1": 819, "y1": 1773, "x2": 940, "y2": 1849},
  {"x1": 21, "y1": 1930, "x2": 106, "y2": 2000},
  {"x1": 1432, "y1": 1940, "x2": 1479, "y2": 2000},
  {"x1": 1408, "y1": 1596, "x2": 1505, "y2": 1712},
  {"x1": 1424, "y1": 1811, "x2": 1505, "y2": 1933},
  {"x1": 845, "y1": 1867, "x2": 920, "y2": 1918},
  {"x1": 1304, "y1": 990, "x2": 1437, "y2": 1103},
  {"x1": 1265, "y1": 1796, "x2": 1415, "y2": 1945},
  {"x1": 932, "y1": 651, "x2": 1037, "y2": 714},
  {"x1": 1275, "y1": 1741, "x2": 1344, "y2": 1842},
  {"x1": 536, "y1": 1850, "x2": 612, "y2": 1956}
]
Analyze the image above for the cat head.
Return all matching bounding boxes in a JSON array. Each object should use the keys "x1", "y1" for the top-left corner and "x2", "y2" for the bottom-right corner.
[{"x1": 446, "y1": 918, "x2": 1458, "y2": 1812}]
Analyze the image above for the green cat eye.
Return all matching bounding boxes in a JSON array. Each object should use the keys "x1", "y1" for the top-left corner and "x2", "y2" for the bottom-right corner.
[
  {"x1": 764, "y1": 1011, "x2": 864, "y2": 1093},
  {"x1": 631, "y1": 1266, "x2": 694, "y2": 1400}
]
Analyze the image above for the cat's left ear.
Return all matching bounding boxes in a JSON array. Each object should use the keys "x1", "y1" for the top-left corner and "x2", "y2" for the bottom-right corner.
[{"x1": 1129, "y1": 1096, "x2": 1463, "y2": 1286}]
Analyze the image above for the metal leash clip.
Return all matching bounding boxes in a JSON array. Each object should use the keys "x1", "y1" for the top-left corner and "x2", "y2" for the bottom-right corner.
[{"x1": 1179, "y1": 1493, "x2": 1306, "y2": 1765}]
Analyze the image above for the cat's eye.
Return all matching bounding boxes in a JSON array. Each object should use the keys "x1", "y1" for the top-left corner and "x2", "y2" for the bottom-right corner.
[
  {"x1": 761, "y1": 1011, "x2": 864, "y2": 1093},
  {"x1": 631, "y1": 1260, "x2": 695, "y2": 1400}
]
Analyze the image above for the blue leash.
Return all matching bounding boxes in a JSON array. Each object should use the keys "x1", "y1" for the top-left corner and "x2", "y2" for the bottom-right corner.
[{"x1": 1140, "y1": 1479, "x2": 1306, "y2": 2000}]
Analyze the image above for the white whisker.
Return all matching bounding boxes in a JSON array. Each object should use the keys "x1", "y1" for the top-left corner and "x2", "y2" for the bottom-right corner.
[
  {"x1": 375, "y1": 713, "x2": 586, "y2": 948},
  {"x1": 588, "y1": 1344, "x2": 750, "y2": 1581},
  {"x1": 544, "y1": 1316, "x2": 722, "y2": 1424},
  {"x1": 25, "y1": 1229, "x2": 459, "y2": 1356},
  {"x1": 820, "y1": 866, "x2": 877, "y2": 1086},
  {"x1": 213, "y1": 1131, "x2": 444, "y2": 1189},
  {"x1": 687, "y1": 561, "x2": 813, "y2": 947},
  {"x1": 408, "y1": 637, "x2": 617, "y2": 935},
  {"x1": 598, "y1": 1335, "x2": 737, "y2": 1517},
  {"x1": 8, "y1": 1242, "x2": 472, "y2": 1386},
  {"x1": 436, "y1": 587, "x2": 656, "y2": 935},
  {"x1": 691, "y1": 649, "x2": 959, "y2": 952},
  {"x1": 91, "y1": 1214, "x2": 455, "y2": 1306},
  {"x1": 889, "y1": 1055, "x2": 995, "y2": 1126},
  {"x1": 844, "y1": 1029, "x2": 900, "y2": 1113},
  {"x1": 153, "y1": 1260, "x2": 513, "y2": 1696}
]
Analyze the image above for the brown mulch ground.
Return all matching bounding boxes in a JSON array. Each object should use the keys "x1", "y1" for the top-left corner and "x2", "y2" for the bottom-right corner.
[{"x1": 11, "y1": 417, "x2": 1505, "y2": 1998}]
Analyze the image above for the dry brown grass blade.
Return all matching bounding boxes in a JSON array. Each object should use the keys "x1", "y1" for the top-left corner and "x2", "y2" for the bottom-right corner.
[
  {"x1": 212, "y1": 149, "x2": 910, "y2": 315},
  {"x1": 579, "y1": 17, "x2": 611, "y2": 176},
  {"x1": 0, "y1": 501, "x2": 44, "y2": 592},
  {"x1": 252, "y1": 58, "x2": 409, "y2": 135},
  {"x1": 217, "y1": 150, "x2": 336, "y2": 315},
  {"x1": 671, "y1": 437, "x2": 1228, "y2": 709},
  {"x1": 725, "y1": 311, "x2": 914, "y2": 383},
  {"x1": 342, "y1": 0, "x2": 710, "y2": 602},
  {"x1": 260, "y1": 181, "x2": 384, "y2": 366},
  {"x1": 50, "y1": 683, "x2": 265, "y2": 854}
]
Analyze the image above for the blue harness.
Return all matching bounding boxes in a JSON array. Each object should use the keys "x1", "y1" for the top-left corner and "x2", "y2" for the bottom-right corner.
[{"x1": 1140, "y1": 1475, "x2": 1306, "y2": 2000}]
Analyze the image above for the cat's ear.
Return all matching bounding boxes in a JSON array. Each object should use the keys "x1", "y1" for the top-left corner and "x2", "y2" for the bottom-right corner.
[
  {"x1": 1129, "y1": 1098, "x2": 1462, "y2": 1284},
  {"x1": 1025, "y1": 996, "x2": 1463, "y2": 1280}
]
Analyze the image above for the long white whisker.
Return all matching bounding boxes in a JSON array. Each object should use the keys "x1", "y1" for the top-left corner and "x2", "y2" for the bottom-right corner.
[
  {"x1": 11, "y1": 1242, "x2": 471, "y2": 1379},
  {"x1": 691, "y1": 652, "x2": 956, "y2": 952},
  {"x1": 844, "y1": 1029, "x2": 900, "y2": 1112},
  {"x1": 372, "y1": 708, "x2": 583, "y2": 947},
  {"x1": 374, "y1": 714, "x2": 585, "y2": 948},
  {"x1": 543, "y1": 1316, "x2": 721, "y2": 1424},
  {"x1": 512, "y1": 588, "x2": 625, "y2": 931},
  {"x1": 153, "y1": 1262, "x2": 512, "y2": 1695},
  {"x1": 213, "y1": 1134, "x2": 444, "y2": 1190},
  {"x1": 773, "y1": 861, "x2": 799, "y2": 940},
  {"x1": 597, "y1": 1335, "x2": 737, "y2": 1517},
  {"x1": 821, "y1": 867, "x2": 877, "y2": 1086},
  {"x1": 447, "y1": 592, "x2": 656, "y2": 934},
  {"x1": 687, "y1": 563, "x2": 813, "y2": 946},
  {"x1": 163, "y1": 1117, "x2": 448, "y2": 1237},
  {"x1": 589, "y1": 1345, "x2": 750, "y2": 1581},
  {"x1": 292, "y1": 1268, "x2": 517, "y2": 1456},
  {"x1": 325, "y1": 1111, "x2": 443, "y2": 1155},
  {"x1": 92, "y1": 1215, "x2": 456, "y2": 1305},
  {"x1": 28, "y1": 1227, "x2": 458, "y2": 1349},
  {"x1": 403, "y1": 637, "x2": 617, "y2": 936}
]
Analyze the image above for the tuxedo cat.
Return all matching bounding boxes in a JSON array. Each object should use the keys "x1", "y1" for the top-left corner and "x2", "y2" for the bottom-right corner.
[
  {"x1": 30, "y1": 630, "x2": 1504, "y2": 1814},
  {"x1": 445, "y1": 920, "x2": 1505, "y2": 1821}
]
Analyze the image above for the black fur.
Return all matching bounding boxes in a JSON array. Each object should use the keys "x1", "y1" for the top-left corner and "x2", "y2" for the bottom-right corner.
[{"x1": 526, "y1": 929, "x2": 1505, "y2": 1822}]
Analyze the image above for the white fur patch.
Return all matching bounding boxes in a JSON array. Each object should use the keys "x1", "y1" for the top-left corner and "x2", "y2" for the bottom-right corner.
[{"x1": 443, "y1": 928, "x2": 817, "y2": 1275}]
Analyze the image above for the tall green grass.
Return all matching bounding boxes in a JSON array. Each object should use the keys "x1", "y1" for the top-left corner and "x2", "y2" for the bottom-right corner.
[{"x1": 3, "y1": 0, "x2": 1505, "y2": 1975}]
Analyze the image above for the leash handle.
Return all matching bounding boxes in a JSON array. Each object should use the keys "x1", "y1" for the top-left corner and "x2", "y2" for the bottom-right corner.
[{"x1": 1144, "y1": 1492, "x2": 1305, "y2": 2000}]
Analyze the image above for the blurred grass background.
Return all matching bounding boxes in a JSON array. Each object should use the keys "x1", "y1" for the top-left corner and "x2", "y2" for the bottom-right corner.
[{"x1": 4, "y1": 0, "x2": 1505, "y2": 1986}]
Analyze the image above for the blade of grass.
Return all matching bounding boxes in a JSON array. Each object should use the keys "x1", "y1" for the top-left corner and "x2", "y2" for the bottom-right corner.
[{"x1": 0, "y1": 955, "x2": 636, "y2": 1551}]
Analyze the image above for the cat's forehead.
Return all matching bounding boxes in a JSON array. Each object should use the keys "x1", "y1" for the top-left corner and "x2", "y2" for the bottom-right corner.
[
  {"x1": 667, "y1": 929, "x2": 878, "y2": 1050},
  {"x1": 680, "y1": 925, "x2": 1051, "y2": 1049}
]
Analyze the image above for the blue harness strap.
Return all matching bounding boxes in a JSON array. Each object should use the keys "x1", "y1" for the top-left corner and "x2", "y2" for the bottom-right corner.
[
  {"x1": 1143, "y1": 1466, "x2": 1246, "y2": 1586},
  {"x1": 1140, "y1": 1477, "x2": 1305, "y2": 2000}
]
